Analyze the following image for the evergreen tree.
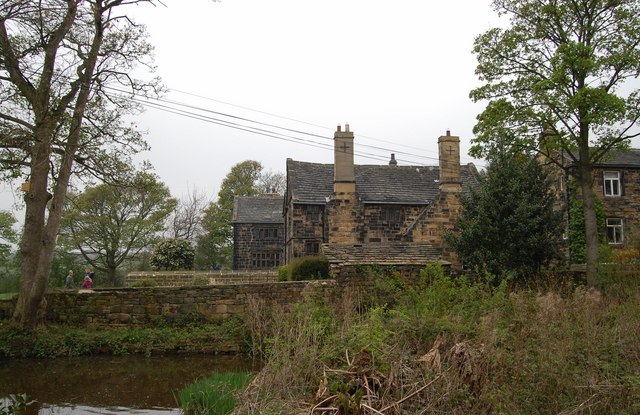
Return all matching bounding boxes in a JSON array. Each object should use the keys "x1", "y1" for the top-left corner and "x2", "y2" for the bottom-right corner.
[{"x1": 448, "y1": 154, "x2": 564, "y2": 279}]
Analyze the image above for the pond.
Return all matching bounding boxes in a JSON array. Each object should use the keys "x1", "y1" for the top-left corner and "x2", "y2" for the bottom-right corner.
[{"x1": 0, "y1": 354, "x2": 258, "y2": 414}]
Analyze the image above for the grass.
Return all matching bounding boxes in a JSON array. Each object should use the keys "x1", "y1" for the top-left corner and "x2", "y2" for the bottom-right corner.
[
  {"x1": 237, "y1": 267, "x2": 640, "y2": 414},
  {"x1": 176, "y1": 371, "x2": 253, "y2": 415},
  {"x1": 0, "y1": 293, "x2": 15, "y2": 300}
]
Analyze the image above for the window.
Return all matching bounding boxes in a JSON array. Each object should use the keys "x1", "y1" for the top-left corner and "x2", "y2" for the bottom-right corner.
[
  {"x1": 251, "y1": 251, "x2": 281, "y2": 268},
  {"x1": 381, "y1": 207, "x2": 402, "y2": 223},
  {"x1": 603, "y1": 171, "x2": 621, "y2": 197},
  {"x1": 253, "y1": 228, "x2": 279, "y2": 240},
  {"x1": 305, "y1": 242, "x2": 320, "y2": 255},
  {"x1": 606, "y1": 218, "x2": 623, "y2": 245}
]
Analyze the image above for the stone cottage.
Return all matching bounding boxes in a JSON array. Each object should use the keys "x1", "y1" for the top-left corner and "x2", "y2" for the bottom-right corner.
[
  {"x1": 232, "y1": 194, "x2": 284, "y2": 269},
  {"x1": 283, "y1": 124, "x2": 479, "y2": 272},
  {"x1": 557, "y1": 149, "x2": 640, "y2": 250}
]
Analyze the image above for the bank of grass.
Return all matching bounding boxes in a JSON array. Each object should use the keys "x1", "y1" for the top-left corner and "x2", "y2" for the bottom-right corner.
[
  {"x1": 176, "y1": 371, "x2": 253, "y2": 415},
  {"x1": 238, "y1": 266, "x2": 640, "y2": 414},
  {"x1": 0, "y1": 316, "x2": 249, "y2": 358}
]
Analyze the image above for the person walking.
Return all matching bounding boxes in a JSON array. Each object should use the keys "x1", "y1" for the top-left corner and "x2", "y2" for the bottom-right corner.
[{"x1": 65, "y1": 270, "x2": 74, "y2": 289}]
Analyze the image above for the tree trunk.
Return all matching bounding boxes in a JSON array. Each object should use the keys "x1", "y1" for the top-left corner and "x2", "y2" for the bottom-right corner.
[{"x1": 577, "y1": 146, "x2": 599, "y2": 286}]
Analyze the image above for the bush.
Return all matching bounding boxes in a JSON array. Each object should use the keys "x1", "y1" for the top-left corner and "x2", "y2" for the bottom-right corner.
[
  {"x1": 287, "y1": 256, "x2": 329, "y2": 281},
  {"x1": 277, "y1": 265, "x2": 288, "y2": 281},
  {"x1": 150, "y1": 239, "x2": 195, "y2": 270}
]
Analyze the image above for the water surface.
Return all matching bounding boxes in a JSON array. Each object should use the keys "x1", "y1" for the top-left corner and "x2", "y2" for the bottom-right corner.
[{"x1": 0, "y1": 354, "x2": 257, "y2": 414}]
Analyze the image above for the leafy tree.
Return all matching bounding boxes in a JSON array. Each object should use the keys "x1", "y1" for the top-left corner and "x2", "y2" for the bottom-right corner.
[
  {"x1": 470, "y1": 0, "x2": 640, "y2": 285},
  {"x1": 150, "y1": 238, "x2": 195, "y2": 271},
  {"x1": 0, "y1": 1, "x2": 161, "y2": 325},
  {"x1": 447, "y1": 154, "x2": 564, "y2": 279},
  {"x1": 196, "y1": 160, "x2": 263, "y2": 269},
  {"x1": 0, "y1": 211, "x2": 17, "y2": 264},
  {"x1": 59, "y1": 172, "x2": 176, "y2": 286}
]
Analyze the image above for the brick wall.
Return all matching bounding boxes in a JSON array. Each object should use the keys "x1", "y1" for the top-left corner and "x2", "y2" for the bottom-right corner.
[{"x1": 125, "y1": 270, "x2": 278, "y2": 287}]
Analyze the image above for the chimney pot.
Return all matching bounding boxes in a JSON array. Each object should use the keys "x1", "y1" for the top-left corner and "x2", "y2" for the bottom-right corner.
[
  {"x1": 446, "y1": 129, "x2": 451, "y2": 136},
  {"x1": 389, "y1": 153, "x2": 398, "y2": 167},
  {"x1": 337, "y1": 124, "x2": 341, "y2": 132},
  {"x1": 345, "y1": 123, "x2": 350, "y2": 132}
]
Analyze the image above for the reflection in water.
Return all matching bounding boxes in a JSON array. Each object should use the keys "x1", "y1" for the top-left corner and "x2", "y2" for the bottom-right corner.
[{"x1": 0, "y1": 355, "x2": 257, "y2": 415}]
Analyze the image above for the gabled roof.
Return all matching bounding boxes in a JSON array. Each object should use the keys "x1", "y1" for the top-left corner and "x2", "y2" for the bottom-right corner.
[
  {"x1": 564, "y1": 148, "x2": 640, "y2": 168},
  {"x1": 232, "y1": 195, "x2": 284, "y2": 224},
  {"x1": 286, "y1": 160, "x2": 479, "y2": 205},
  {"x1": 594, "y1": 149, "x2": 640, "y2": 168},
  {"x1": 322, "y1": 242, "x2": 448, "y2": 266}
]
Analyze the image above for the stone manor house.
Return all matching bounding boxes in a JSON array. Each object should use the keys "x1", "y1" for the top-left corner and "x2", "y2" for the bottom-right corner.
[{"x1": 232, "y1": 125, "x2": 480, "y2": 271}]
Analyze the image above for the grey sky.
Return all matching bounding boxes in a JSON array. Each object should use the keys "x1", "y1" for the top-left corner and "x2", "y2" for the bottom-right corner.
[{"x1": 1, "y1": 0, "x2": 638, "y2": 216}]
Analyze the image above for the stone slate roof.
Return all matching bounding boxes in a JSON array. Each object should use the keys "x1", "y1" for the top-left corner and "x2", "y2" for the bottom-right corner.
[
  {"x1": 322, "y1": 242, "x2": 449, "y2": 266},
  {"x1": 566, "y1": 148, "x2": 640, "y2": 167},
  {"x1": 232, "y1": 195, "x2": 284, "y2": 224},
  {"x1": 595, "y1": 149, "x2": 640, "y2": 167},
  {"x1": 286, "y1": 160, "x2": 479, "y2": 204}
]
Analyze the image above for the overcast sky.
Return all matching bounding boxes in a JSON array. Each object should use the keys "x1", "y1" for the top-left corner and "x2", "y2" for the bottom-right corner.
[
  {"x1": 123, "y1": 0, "x2": 498, "y2": 203},
  {"x1": 2, "y1": 0, "x2": 638, "y2": 216}
]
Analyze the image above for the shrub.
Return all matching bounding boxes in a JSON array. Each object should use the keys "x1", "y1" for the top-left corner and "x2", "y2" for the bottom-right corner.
[
  {"x1": 287, "y1": 256, "x2": 329, "y2": 281},
  {"x1": 177, "y1": 372, "x2": 253, "y2": 415},
  {"x1": 150, "y1": 239, "x2": 195, "y2": 270},
  {"x1": 277, "y1": 265, "x2": 288, "y2": 281}
]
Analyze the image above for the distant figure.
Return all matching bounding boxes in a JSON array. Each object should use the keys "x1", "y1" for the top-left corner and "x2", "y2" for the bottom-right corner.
[
  {"x1": 65, "y1": 270, "x2": 74, "y2": 289},
  {"x1": 85, "y1": 268, "x2": 95, "y2": 285},
  {"x1": 81, "y1": 275, "x2": 93, "y2": 289}
]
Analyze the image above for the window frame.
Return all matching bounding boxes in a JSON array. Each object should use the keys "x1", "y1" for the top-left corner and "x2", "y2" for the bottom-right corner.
[
  {"x1": 603, "y1": 171, "x2": 621, "y2": 197},
  {"x1": 606, "y1": 218, "x2": 624, "y2": 245}
]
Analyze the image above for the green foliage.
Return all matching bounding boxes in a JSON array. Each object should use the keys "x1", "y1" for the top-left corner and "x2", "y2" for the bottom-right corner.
[
  {"x1": 176, "y1": 372, "x2": 253, "y2": 415},
  {"x1": 59, "y1": 171, "x2": 176, "y2": 286},
  {"x1": 447, "y1": 154, "x2": 564, "y2": 279},
  {"x1": 277, "y1": 265, "x2": 288, "y2": 281},
  {"x1": 241, "y1": 266, "x2": 640, "y2": 414},
  {"x1": 470, "y1": 0, "x2": 640, "y2": 278},
  {"x1": 0, "y1": 317, "x2": 249, "y2": 358},
  {"x1": 0, "y1": 393, "x2": 36, "y2": 415},
  {"x1": 150, "y1": 238, "x2": 195, "y2": 270},
  {"x1": 197, "y1": 161, "x2": 263, "y2": 269},
  {"x1": 0, "y1": 211, "x2": 17, "y2": 263},
  {"x1": 287, "y1": 256, "x2": 329, "y2": 281},
  {"x1": 568, "y1": 190, "x2": 606, "y2": 264}
]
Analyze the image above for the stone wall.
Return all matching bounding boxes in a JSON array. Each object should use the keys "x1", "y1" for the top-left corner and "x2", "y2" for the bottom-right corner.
[
  {"x1": 125, "y1": 270, "x2": 278, "y2": 287},
  {"x1": 0, "y1": 280, "x2": 338, "y2": 327},
  {"x1": 286, "y1": 203, "x2": 326, "y2": 260},
  {"x1": 233, "y1": 223, "x2": 284, "y2": 270},
  {"x1": 593, "y1": 167, "x2": 640, "y2": 247}
]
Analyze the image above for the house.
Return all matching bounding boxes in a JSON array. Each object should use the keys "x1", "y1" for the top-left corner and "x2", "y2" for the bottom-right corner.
[
  {"x1": 559, "y1": 149, "x2": 640, "y2": 250},
  {"x1": 283, "y1": 124, "x2": 479, "y2": 272},
  {"x1": 232, "y1": 194, "x2": 284, "y2": 269}
]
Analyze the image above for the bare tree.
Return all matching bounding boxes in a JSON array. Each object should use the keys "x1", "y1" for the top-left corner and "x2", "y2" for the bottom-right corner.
[
  {"x1": 0, "y1": 0, "x2": 162, "y2": 326},
  {"x1": 166, "y1": 187, "x2": 209, "y2": 243}
]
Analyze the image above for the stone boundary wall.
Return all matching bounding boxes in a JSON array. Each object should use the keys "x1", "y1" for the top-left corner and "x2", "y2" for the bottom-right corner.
[
  {"x1": 0, "y1": 280, "x2": 339, "y2": 327},
  {"x1": 125, "y1": 270, "x2": 278, "y2": 287}
]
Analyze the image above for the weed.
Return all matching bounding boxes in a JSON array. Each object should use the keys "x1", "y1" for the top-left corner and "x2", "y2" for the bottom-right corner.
[{"x1": 176, "y1": 372, "x2": 252, "y2": 415}]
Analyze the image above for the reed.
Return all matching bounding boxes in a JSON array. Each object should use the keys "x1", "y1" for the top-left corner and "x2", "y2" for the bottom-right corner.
[{"x1": 176, "y1": 371, "x2": 253, "y2": 415}]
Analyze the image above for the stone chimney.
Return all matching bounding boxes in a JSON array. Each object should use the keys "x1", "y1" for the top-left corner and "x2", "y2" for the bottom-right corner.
[
  {"x1": 438, "y1": 130, "x2": 462, "y2": 193},
  {"x1": 389, "y1": 153, "x2": 397, "y2": 167},
  {"x1": 333, "y1": 123, "x2": 355, "y2": 194}
]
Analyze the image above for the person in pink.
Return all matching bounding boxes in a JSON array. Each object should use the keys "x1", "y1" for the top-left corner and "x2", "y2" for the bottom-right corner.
[{"x1": 81, "y1": 275, "x2": 93, "y2": 289}]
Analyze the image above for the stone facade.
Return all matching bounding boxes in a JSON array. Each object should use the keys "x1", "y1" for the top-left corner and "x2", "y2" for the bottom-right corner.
[
  {"x1": 555, "y1": 149, "x2": 640, "y2": 252},
  {"x1": 284, "y1": 126, "x2": 478, "y2": 268},
  {"x1": 232, "y1": 195, "x2": 285, "y2": 270},
  {"x1": 591, "y1": 157, "x2": 640, "y2": 248}
]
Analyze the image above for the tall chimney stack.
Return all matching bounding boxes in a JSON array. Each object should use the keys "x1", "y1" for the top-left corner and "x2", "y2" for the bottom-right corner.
[
  {"x1": 438, "y1": 130, "x2": 462, "y2": 193},
  {"x1": 333, "y1": 123, "x2": 355, "y2": 194}
]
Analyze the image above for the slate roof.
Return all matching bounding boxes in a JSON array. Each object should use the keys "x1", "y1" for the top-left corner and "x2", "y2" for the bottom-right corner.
[
  {"x1": 322, "y1": 242, "x2": 449, "y2": 266},
  {"x1": 565, "y1": 148, "x2": 640, "y2": 167},
  {"x1": 232, "y1": 195, "x2": 284, "y2": 224},
  {"x1": 286, "y1": 160, "x2": 480, "y2": 204},
  {"x1": 594, "y1": 149, "x2": 640, "y2": 167}
]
